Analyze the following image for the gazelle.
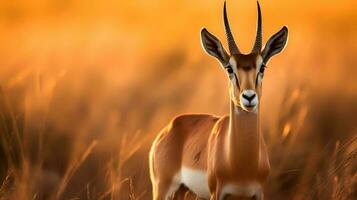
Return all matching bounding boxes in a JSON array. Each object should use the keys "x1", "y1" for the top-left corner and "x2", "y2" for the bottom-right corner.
[{"x1": 149, "y1": 1, "x2": 288, "y2": 199}]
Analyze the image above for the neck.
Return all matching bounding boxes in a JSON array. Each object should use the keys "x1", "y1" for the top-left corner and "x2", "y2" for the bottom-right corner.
[{"x1": 226, "y1": 101, "x2": 261, "y2": 174}]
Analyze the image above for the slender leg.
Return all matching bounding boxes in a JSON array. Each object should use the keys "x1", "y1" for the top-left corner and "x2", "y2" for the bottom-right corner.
[
  {"x1": 152, "y1": 182, "x2": 169, "y2": 200},
  {"x1": 153, "y1": 180, "x2": 180, "y2": 200},
  {"x1": 210, "y1": 187, "x2": 220, "y2": 200},
  {"x1": 174, "y1": 186, "x2": 205, "y2": 200},
  {"x1": 210, "y1": 192, "x2": 217, "y2": 200},
  {"x1": 254, "y1": 191, "x2": 263, "y2": 200},
  {"x1": 153, "y1": 180, "x2": 181, "y2": 200},
  {"x1": 173, "y1": 186, "x2": 189, "y2": 200}
]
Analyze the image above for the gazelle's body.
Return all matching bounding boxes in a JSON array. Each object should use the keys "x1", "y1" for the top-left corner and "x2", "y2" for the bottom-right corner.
[
  {"x1": 150, "y1": 110, "x2": 269, "y2": 199},
  {"x1": 150, "y1": 1, "x2": 288, "y2": 199}
]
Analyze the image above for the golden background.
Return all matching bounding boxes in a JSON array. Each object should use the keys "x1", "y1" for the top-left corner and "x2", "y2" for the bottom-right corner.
[{"x1": 0, "y1": 0, "x2": 356, "y2": 199}]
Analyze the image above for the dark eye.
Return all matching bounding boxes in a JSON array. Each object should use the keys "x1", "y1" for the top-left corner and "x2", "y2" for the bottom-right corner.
[{"x1": 226, "y1": 66, "x2": 234, "y2": 73}]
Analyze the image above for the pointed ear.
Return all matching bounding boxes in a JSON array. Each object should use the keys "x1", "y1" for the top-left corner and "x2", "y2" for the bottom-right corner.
[
  {"x1": 200, "y1": 28, "x2": 229, "y2": 65},
  {"x1": 262, "y1": 26, "x2": 288, "y2": 64}
]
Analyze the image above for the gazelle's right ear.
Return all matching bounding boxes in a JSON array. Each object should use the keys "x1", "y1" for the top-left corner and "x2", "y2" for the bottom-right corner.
[
  {"x1": 261, "y1": 26, "x2": 288, "y2": 64},
  {"x1": 201, "y1": 28, "x2": 229, "y2": 65}
]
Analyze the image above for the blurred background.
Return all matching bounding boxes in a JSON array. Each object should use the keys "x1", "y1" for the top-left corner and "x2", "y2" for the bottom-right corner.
[{"x1": 0, "y1": 0, "x2": 356, "y2": 199}]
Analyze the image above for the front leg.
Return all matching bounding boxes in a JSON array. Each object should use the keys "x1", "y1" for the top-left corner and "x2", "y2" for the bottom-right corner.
[
  {"x1": 254, "y1": 191, "x2": 263, "y2": 200},
  {"x1": 208, "y1": 180, "x2": 222, "y2": 200},
  {"x1": 208, "y1": 172, "x2": 218, "y2": 200},
  {"x1": 210, "y1": 192, "x2": 217, "y2": 200},
  {"x1": 209, "y1": 187, "x2": 223, "y2": 200}
]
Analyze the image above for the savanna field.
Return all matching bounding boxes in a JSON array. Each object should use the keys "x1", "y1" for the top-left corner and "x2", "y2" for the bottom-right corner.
[{"x1": 0, "y1": 0, "x2": 356, "y2": 199}]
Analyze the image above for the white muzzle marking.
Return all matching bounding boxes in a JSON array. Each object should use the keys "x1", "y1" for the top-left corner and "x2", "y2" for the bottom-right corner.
[{"x1": 240, "y1": 90, "x2": 258, "y2": 109}]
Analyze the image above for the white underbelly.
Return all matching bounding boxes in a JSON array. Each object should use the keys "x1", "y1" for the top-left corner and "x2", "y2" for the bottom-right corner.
[
  {"x1": 171, "y1": 168, "x2": 261, "y2": 199},
  {"x1": 180, "y1": 167, "x2": 210, "y2": 199}
]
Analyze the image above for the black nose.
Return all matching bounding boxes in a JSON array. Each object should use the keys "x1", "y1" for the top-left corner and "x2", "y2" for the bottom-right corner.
[{"x1": 242, "y1": 93, "x2": 256, "y2": 102}]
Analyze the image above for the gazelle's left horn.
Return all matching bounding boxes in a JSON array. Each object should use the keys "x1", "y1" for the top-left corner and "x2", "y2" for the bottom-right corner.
[
  {"x1": 252, "y1": 1, "x2": 262, "y2": 53},
  {"x1": 223, "y1": 0, "x2": 240, "y2": 54}
]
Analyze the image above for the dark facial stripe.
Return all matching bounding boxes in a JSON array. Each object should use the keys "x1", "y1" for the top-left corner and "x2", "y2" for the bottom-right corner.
[{"x1": 234, "y1": 73, "x2": 240, "y2": 89}]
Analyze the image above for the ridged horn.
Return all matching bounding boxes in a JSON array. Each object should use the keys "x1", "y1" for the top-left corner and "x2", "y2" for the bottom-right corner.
[
  {"x1": 252, "y1": 1, "x2": 262, "y2": 53},
  {"x1": 223, "y1": 1, "x2": 240, "y2": 54}
]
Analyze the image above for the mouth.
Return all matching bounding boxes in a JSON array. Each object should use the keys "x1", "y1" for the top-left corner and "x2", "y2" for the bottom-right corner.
[{"x1": 241, "y1": 104, "x2": 257, "y2": 111}]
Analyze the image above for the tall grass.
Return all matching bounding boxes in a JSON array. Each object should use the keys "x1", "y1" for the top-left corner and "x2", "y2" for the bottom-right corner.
[{"x1": 0, "y1": 0, "x2": 357, "y2": 199}]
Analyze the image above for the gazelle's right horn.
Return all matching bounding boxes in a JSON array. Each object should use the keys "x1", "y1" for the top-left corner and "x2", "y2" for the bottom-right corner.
[{"x1": 252, "y1": 1, "x2": 262, "y2": 53}]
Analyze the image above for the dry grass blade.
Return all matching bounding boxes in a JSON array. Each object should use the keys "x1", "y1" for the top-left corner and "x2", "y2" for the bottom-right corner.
[{"x1": 54, "y1": 140, "x2": 98, "y2": 199}]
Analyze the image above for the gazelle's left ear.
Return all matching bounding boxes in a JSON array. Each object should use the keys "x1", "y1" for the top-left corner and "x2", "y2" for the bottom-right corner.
[
  {"x1": 201, "y1": 28, "x2": 230, "y2": 65},
  {"x1": 262, "y1": 26, "x2": 288, "y2": 64}
]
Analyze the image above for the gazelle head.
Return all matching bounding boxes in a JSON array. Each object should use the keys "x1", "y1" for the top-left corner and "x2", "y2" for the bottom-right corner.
[{"x1": 201, "y1": 1, "x2": 288, "y2": 112}]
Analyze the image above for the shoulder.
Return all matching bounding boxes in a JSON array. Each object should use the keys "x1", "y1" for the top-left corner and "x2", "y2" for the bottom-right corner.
[
  {"x1": 211, "y1": 115, "x2": 229, "y2": 135},
  {"x1": 171, "y1": 114, "x2": 219, "y2": 126}
]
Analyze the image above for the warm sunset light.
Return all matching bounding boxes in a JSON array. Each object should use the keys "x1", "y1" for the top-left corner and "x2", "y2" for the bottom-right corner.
[{"x1": 0, "y1": 0, "x2": 356, "y2": 199}]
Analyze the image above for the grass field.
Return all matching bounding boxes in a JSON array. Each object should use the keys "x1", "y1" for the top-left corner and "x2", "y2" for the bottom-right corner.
[{"x1": 0, "y1": 0, "x2": 356, "y2": 199}]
